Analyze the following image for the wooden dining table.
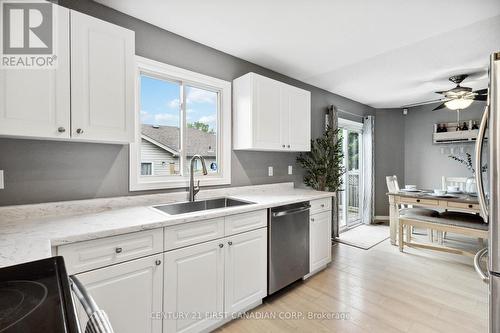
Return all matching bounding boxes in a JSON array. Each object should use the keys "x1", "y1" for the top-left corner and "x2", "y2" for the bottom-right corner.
[{"x1": 387, "y1": 190, "x2": 481, "y2": 245}]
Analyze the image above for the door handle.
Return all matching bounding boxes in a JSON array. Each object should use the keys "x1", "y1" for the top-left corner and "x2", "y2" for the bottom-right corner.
[
  {"x1": 474, "y1": 247, "x2": 490, "y2": 284},
  {"x1": 272, "y1": 205, "x2": 311, "y2": 217},
  {"x1": 475, "y1": 106, "x2": 488, "y2": 220}
]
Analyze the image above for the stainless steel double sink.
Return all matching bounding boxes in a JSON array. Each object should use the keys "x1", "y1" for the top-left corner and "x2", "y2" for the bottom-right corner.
[{"x1": 154, "y1": 197, "x2": 255, "y2": 215}]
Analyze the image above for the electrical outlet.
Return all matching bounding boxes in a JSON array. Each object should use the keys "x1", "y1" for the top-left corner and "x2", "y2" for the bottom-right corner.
[
  {"x1": 0, "y1": 170, "x2": 4, "y2": 189},
  {"x1": 268, "y1": 166, "x2": 273, "y2": 177},
  {"x1": 288, "y1": 165, "x2": 293, "y2": 175}
]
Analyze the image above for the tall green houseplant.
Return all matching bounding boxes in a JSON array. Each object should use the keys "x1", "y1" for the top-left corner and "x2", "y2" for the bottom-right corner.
[{"x1": 297, "y1": 126, "x2": 346, "y2": 191}]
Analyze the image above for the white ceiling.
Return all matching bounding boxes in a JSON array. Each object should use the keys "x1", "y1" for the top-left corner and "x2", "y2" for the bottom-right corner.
[{"x1": 97, "y1": 0, "x2": 500, "y2": 108}]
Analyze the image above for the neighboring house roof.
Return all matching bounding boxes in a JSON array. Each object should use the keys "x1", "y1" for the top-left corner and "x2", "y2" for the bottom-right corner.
[{"x1": 141, "y1": 124, "x2": 216, "y2": 157}]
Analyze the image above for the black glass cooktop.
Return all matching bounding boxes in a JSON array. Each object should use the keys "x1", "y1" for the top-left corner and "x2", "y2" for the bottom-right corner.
[{"x1": 0, "y1": 257, "x2": 79, "y2": 333}]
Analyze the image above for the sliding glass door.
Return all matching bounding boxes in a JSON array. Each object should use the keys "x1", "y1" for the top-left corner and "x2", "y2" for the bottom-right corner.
[{"x1": 338, "y1": 120, "x2": 363, "y2": 232}]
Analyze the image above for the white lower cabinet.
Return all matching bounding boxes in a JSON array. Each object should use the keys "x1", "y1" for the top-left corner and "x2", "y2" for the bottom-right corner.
[
  {"x1": 309, "y1": 211, "x2": 332, "y2": 273},
  {"x1": 164, "y1": 228, "x2": 267, "y2": 333},
  {"x1": 74, "y1": 254, "x2": 163, "y2": 333},
  {"x1": 164, "y1": 239, "x2": 225, "y2": 333},
  {"x1": 225, "y1": 228, "x2": 267, "y2": 314},
  {"x1": 64, "y1": 211, "x2": 269, "y2": 333}
]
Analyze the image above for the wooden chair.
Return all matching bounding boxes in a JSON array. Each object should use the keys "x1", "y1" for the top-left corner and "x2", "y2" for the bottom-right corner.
[
  {"x1": 386, "y1": 175, "x2": 400, "y2": 193},
  {"x1": 439, "y1": 176, "x2": 482, "y2": 245},
  {"x1": 399, "y1": 212, "x2": 488, "y2": 257},
  {"x1": 386, "y1": 176, "x2": 439, "y2": 240}
]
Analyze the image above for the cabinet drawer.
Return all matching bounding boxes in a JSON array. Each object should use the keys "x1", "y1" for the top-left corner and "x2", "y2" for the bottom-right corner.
[
  {"x1": 58, "y1": 229, "x2": 163, "y2": 274},
  {"x1": 310, "y1": 198, "x2": 332, "y2": 215},
  {"x1": 400, "y1": 197, "x2": 439, "y2": 206},
  {"x1": 225, "y1": 210, "x2": 267, "y2": 236},
  {"x1": 165, "y1": 218, "x2": 224, "y2": 251},
  {"x1": 447, "y1": 201, "x2": 480, "y2": 211}
]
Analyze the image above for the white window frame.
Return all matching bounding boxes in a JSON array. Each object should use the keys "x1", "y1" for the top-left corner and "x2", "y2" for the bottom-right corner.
[
  {"x1": 130, "y1": 56, "x2": 232, "y2": 191},
  {"x1": 140, "y1": 161, "x2": 154, "y2": 176},
  {"x1": 338, "y1": 118, "x2": 363, "y2": 132},
  {"x1": 338, "y1": 117, "x2": 364, "y2": 230}
]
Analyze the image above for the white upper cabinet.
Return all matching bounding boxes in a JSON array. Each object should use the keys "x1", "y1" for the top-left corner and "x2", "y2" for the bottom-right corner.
[
  {"x1": 70, "y1": 10, "x2": 135, "y2": 143},
  {"x1": 286, "y1": 85, "x2": 311, "y2": 151},
  {"x1": 0, "y1": 5, "x2": 70, "y2": 139},
  {"x1": 233, "y1": 72, "x2": 311, "y2": 151},
  {"x1": 0, "y1": 5, "x2": 134, "y2": 144}
]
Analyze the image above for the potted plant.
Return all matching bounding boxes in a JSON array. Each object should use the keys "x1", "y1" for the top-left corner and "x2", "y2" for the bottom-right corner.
[{"x1": 297, "y1": 126, "x2": 346, "y2": 192}]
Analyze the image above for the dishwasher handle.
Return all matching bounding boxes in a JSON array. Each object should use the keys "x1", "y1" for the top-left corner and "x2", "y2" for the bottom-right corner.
[{"x1": 272, "y1": 205, "x2": 310, "y2": 218}]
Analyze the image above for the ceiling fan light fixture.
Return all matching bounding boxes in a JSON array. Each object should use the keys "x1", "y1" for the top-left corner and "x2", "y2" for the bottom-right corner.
[{"x1": 444, "y1": 98, "x2": 474, "y2": 110}]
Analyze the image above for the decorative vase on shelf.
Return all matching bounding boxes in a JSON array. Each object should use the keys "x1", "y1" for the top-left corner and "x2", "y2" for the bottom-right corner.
[{"x1": 465, "y1": 177, "x2": 477, "y2": 194}]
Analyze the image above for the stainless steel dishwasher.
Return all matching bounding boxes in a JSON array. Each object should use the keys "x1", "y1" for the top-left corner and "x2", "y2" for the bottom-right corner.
[{"x1": 268, "y1": 201, "x2": 310, "y2": 295}]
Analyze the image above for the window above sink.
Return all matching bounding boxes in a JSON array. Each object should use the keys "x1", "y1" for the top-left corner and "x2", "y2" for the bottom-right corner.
[{"x1": 130, "y1": 57, "x2": 232, "y2": 191}]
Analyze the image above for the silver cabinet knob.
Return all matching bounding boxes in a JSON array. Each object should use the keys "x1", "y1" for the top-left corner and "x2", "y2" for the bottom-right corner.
[
  {"x1": 76, "y1": 128, "x2": 84, "y2": 134},
  {"x1": 287, "y1": 145, "x2": 290, "y2": 148},
  {"x1": 282, "y1": 144, "x2": 285, "y2": 148},
  {"x1": 311, "y1": 218, "x2": 315, "y2": 222},
  {"x1": 155, "y1": 260, "x2": 161, "y2": 266},
  {"x1": 219, "y1": 243, "x2": 224, "y2": 248},
  {"x1": 321, "y1": 204, "x2": 325, "y2": 208},
  {"x1": 58, "y1": 127, "x2": 66, "y2": 133},
  {"x1": 115, "y1": 247, "x2": 123, "y2": 254},
  {"x1": 228, "y1": 241, "x2": 233, "y2": 246}
]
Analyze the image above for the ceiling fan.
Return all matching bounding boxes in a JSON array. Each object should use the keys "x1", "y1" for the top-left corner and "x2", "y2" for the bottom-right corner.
[{"x1": 431, "y1": 74, "x2": 488, "y2": 111}]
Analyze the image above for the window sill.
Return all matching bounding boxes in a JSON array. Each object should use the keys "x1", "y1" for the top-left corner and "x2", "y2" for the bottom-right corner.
[{"x1": 129, "y1": 176, "x2": 231, "y2": 191}]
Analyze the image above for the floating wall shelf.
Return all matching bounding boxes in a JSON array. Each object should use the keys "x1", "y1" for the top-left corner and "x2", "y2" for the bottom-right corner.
[{"x1": 432, "y1": 119, "x2": 486, "y2": 144}]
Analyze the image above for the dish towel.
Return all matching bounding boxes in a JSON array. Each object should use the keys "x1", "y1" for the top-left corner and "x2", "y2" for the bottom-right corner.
[{"x1": 85, "y1": 310, "x2": 114, "y2": 333}]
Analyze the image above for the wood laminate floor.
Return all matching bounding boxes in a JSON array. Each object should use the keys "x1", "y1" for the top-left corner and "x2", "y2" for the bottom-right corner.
[{"x1": 216, "y1": 233, "x2": 488, "y2": 333}]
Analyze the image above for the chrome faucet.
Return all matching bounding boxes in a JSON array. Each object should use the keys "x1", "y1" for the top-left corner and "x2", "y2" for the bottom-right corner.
[{"x1": 188, "y1": 155, "x2": 208, "y2": 201}]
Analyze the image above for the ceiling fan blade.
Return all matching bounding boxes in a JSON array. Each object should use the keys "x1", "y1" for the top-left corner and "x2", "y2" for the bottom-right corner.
[
  {"x1": 432, "y1": 103, "x2": 447, "y2": 111},
  {"x1": 473, "y1": 94, "x2": 487, "y2": 101},
  {"x1": 473, "y1": 88, "x2": 488, "y2": 95},
  {"x1": 434, "y1": 91, "x2": 447, "y2": 95}
]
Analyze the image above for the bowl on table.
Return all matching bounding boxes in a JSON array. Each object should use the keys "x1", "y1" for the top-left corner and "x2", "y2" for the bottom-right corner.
[
  {"x1": 404, "y1": 185, "x2": 417, "y2": 191},
  {"x1": 447, "y1": 185, "x2": 461, "y2": 193},
  {"x1": 433, "y1": 189, "x2": 447, "y2": 196}
]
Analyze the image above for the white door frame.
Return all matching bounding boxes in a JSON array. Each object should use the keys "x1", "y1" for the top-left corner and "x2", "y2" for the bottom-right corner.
[{"x1": 338, "y1": 118, "x2": 364, "y2": 232}]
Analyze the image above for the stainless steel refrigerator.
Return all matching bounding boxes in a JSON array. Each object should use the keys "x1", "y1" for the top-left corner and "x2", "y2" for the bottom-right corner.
[{"x1": 475, "y1": 51, "x2": 500, "y2": 333}]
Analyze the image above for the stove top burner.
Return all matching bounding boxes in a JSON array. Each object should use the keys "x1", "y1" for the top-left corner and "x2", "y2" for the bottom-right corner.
[
  {"x1": 0, "y1": 257, "x2": 79, "y2": 333},
  {"x1": 0, "y1": 280, "x2": 48, "y2": 332}
]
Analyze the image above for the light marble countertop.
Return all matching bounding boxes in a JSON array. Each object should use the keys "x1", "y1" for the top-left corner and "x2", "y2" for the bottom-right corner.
[{"x1": 0, "y1": 183, "x2": 334, "y2": 268}]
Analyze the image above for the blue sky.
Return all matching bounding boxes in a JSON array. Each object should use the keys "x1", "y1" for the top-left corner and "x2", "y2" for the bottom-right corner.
[{"x1": 140, "y1": 75, "x2": 217, "y2": 131}]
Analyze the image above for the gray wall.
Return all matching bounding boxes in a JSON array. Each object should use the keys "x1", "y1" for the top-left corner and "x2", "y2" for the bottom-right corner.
[
  {"x1": 0, "y1": 0, "x2": 374, "y2": 206},
  {"x1": 404, "y1": 102, "x2": 486, "y2": 189},
  {"x1": 374, "y1": 109, "x2": 405, "y2": 216}
]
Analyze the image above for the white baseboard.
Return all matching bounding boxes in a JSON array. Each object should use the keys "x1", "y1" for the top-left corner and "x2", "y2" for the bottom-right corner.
[{"x1": 375, "y1": 215, "x2": 389, "y2": 221}]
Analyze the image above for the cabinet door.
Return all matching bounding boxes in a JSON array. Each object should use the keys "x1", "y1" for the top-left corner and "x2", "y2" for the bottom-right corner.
[
  {"x1": 225, "y1": 228, "x2": 267, "y2": 313},
  {"x1": 279, "y1": 85, "x2": 291, "y2": 150},
  {"x1": 74, "y1": 254, "x2": 163, "y2": 333},
  {"x1": 310, "y1": 211, "x2": 332, "y2": 272},
  {"x1": 0, "y1": 5, "x2": 70, "y2": 139},
  {"x1": 287, "y1": 86, "x2": 311, "y2": 151},
  {"x1": 70, "y1": 10, "x2": 134, "y2": 143},
  {"x1": 252, "y1": 74, "x2": 283, "y2": 150},
  {"x1": 164, "y1": 239, "x2": 225, "y2": 333}
]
